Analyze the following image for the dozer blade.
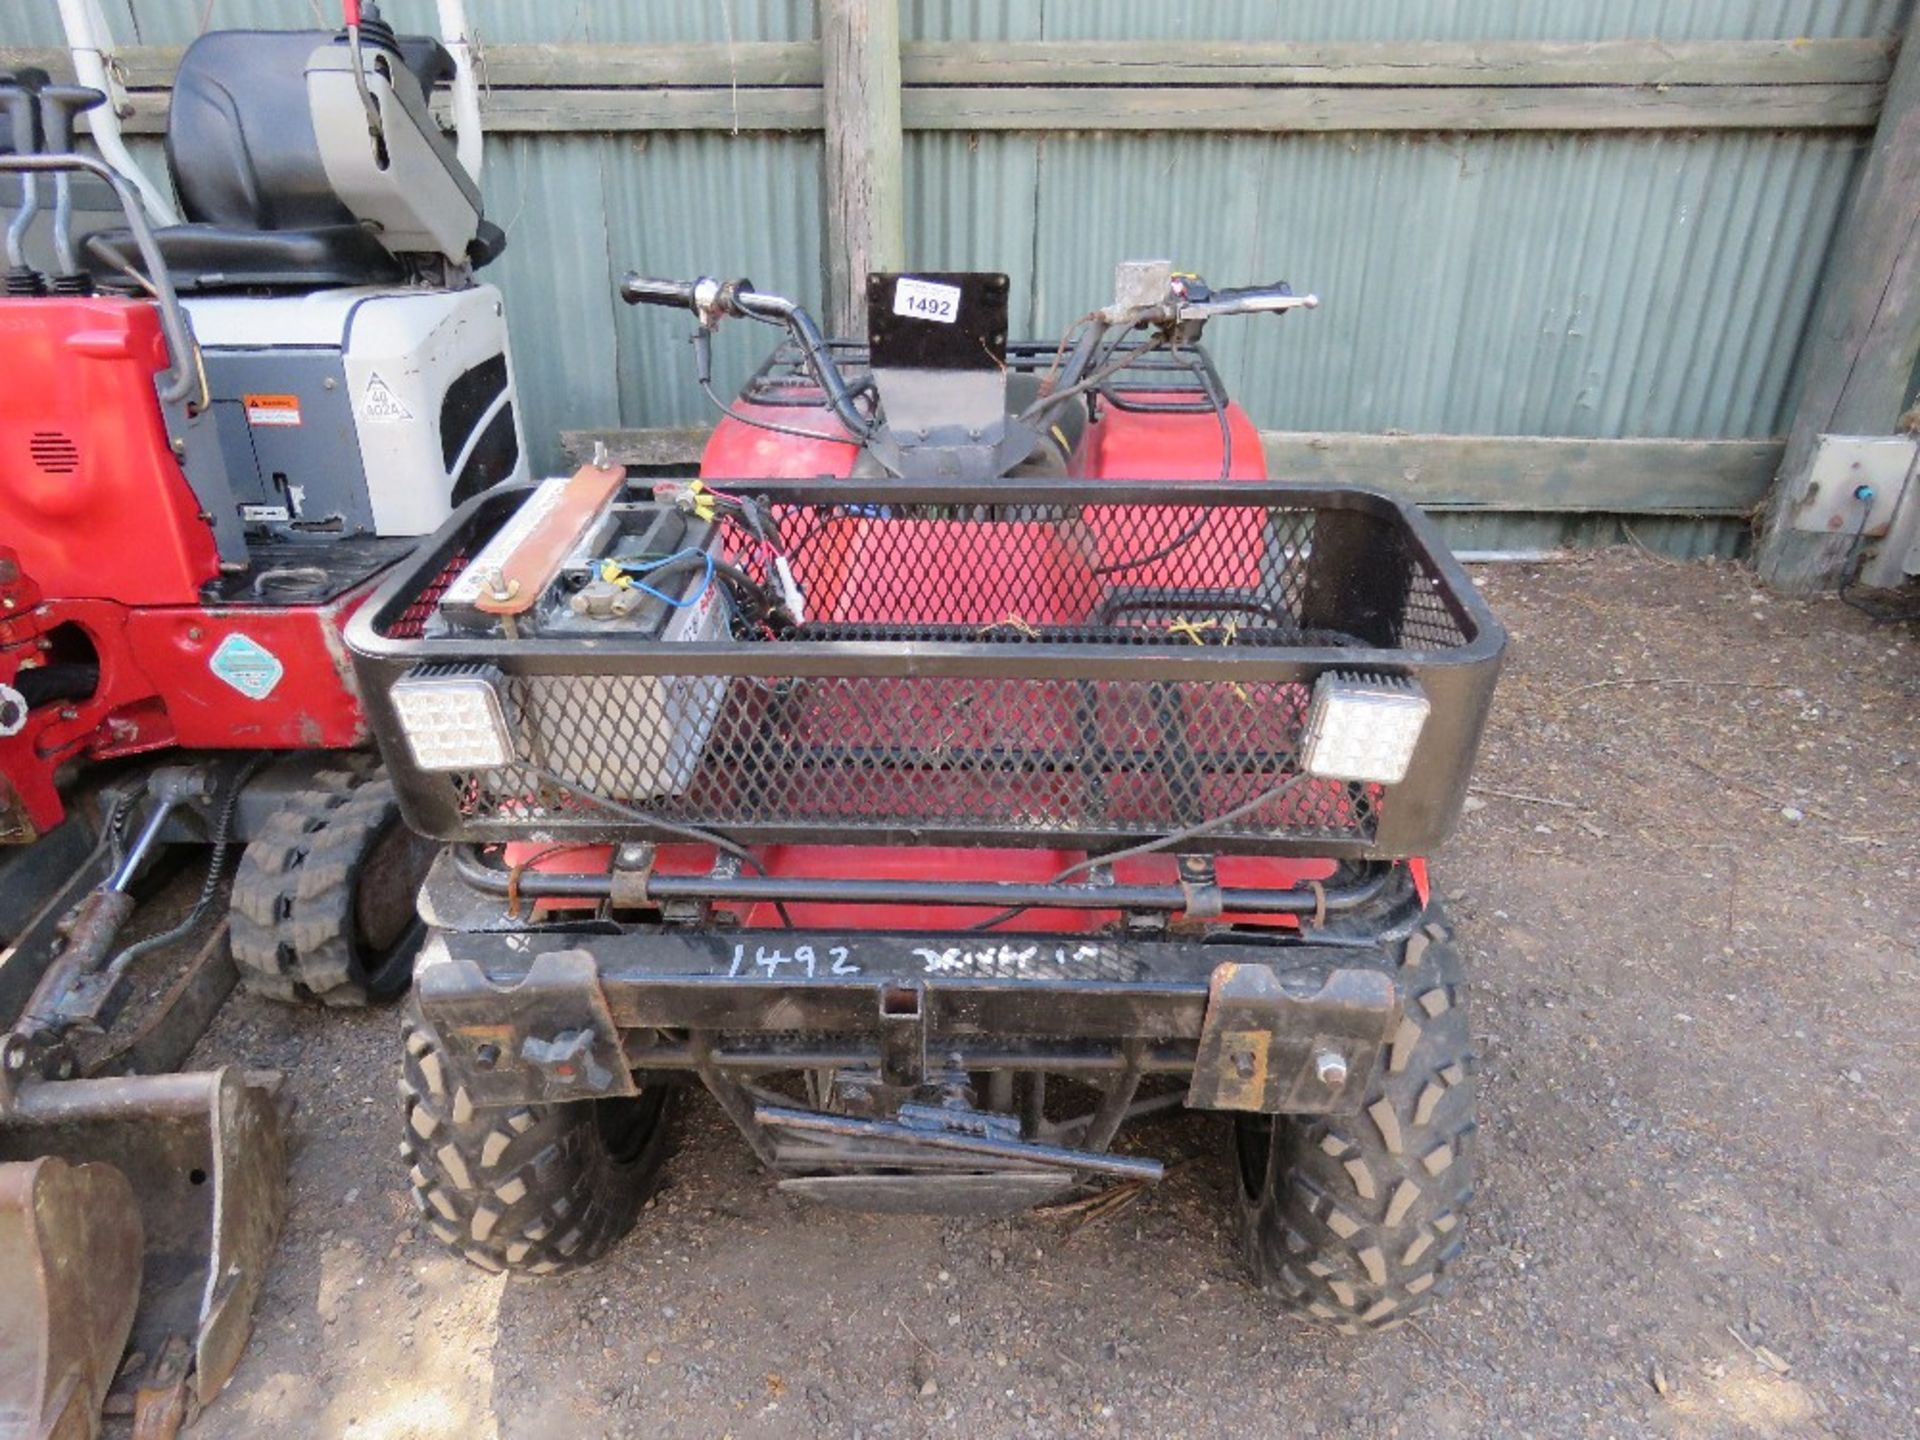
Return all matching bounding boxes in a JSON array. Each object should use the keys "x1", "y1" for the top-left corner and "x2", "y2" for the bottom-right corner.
[
  {"x1": 0, "y1": 1070, "x2": 286, "y2": 1436},
  {"x1": 0, "y1": 1158, "x2": 143, "y2": 1440}
]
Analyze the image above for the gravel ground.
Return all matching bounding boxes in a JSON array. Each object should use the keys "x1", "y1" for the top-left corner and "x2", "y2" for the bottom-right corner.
[{"x1": 177, "y1": 550, "x2": 1916, "y2": 1440}]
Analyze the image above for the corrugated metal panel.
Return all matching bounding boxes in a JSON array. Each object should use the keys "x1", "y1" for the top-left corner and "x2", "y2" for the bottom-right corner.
[
  {"x1": 10, "y1": 2, "x2": 818, "y2": 46},
  {"x1": 24, "y1": 0, "x2": 1901, "y2": 47},
  {"x1": 600, "y1": 133, "x2": 826, "y2": 434},
  {"x1": 945, "y1": 129, "x2": 1868, "y2": 439},
  {"x1": 475, "y1": 136, "x2": 623, "y2": 470},
  {"x1": 475, "y1": 131, "x2": 823, "y2": 474},
  {"x1": 1022, "y1": 0, "x2": 1910, "y2": 42}
]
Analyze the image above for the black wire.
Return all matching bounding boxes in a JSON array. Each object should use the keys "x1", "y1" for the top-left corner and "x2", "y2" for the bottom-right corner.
[
  {"x1": 526, "y1": 765, "x2": 793, "y2": 928},
  {"x1": 700, "y1": 377, "x2": 858, "y2": 447},
  {"x1": 969, "y1": 772, "x2": 1312, "y2": 933},
  {"x1": 1838, "y1": 492, "x2": 1920, "y2": 623},
  {"x1": 102, "y1": 756, "x2": 266, "y2": 981},
  {"x1": 1089, "y1": 343, "x2": 1233, "y2": 578}
]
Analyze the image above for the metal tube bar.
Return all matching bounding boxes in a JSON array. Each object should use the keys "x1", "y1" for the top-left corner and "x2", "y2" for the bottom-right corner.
[
  {"x1": 1078, "y1": 1040, "x2": 1146, "y2": 1154},
  {"x1": 754, "y1": 1103, "x2": 1164, "y2": 1181},
  {"x1": 452, "y1": 846, "x2": 1391, "y2": 915},
  {"x1": 0, "y1": 155, "x2": 196, "y2": 403},
  {"x1": 54, "y1": 0, "x2": 179, "y2": 224}
]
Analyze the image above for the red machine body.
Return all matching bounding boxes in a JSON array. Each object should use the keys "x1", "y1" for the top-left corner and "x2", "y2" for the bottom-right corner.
[
  {"x1": 518, "y1": 386, "x2": 1371, "y2": 934},
  {"x1": 1, "y1": 296, "x2": 371, "y2": 841}
]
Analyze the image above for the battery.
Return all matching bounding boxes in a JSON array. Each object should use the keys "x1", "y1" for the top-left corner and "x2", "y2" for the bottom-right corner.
[{"x1": 434, "y1": 495, "x2": 732, "y2": 797}]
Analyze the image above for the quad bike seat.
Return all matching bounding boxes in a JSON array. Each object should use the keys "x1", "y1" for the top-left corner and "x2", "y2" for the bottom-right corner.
[{"x1": 84, "y1": 29, "x2": 503, "y2": 292}]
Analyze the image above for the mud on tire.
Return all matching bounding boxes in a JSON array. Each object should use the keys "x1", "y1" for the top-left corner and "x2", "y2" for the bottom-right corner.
[
  {"x1": 1234, "y1": 906, "x2": 1476, "y2": 1332},
  {"x1": 230, "y1": 770, "x2": 435, "y2": 1006},
  {"x1": 398, "y1": 1002, "x2": 675, "y2": 1274}
]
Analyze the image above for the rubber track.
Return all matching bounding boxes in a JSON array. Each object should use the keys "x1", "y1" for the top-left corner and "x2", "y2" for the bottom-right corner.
[
  {"x1": 230, "y1": 770, "x2": 406, "y2": 1006},
  {"x1": 398, "y1": 1003, "x2": 673, "y2": 1275},
  {"x1": 1237, "y1": 907, "x2": 1477, "y2": 1332}
]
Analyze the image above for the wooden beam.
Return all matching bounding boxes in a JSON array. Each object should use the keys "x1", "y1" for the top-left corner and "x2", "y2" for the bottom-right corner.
[
  {"x1": 36, "y1": 37, "x2": 1886, "y2": 137},
  {"x1": 901, "y1": 38, "x2": 1897, "y2": 89},
  {"x1": 561, "y1": 427, "x2": 1778, "y2": 513},
  {"x1": 821, "y1": 0, "x2": 905, "y2": 334},
  {"x1": 1756, "y1": 28, "x2": 1920, "y2": 591},
  {"x1": 15, "y1": 37, "x2": 1885, "y2": 92},
  {"x1": 561, "y1": 427, "x2": 710, "y2": 468},
  {"x1": 1260, "y1": 434, "x2": 1778, "y2": 512},
  {"x1": 902, "y1": 83, "x2": 1881, "y2": 133}
]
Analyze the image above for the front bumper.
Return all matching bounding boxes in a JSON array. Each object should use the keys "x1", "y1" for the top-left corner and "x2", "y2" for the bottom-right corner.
[{"x1": 412, "y1": 920, "x2": 1407, "y2": 1120}]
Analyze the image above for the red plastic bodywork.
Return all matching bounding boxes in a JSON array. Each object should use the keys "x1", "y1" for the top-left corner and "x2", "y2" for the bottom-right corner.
[
  {"x1": 0, "y1": 299, "x2": 219, "y2": 606},
  {"x1": 700, "y1": 399, "x2": 861, "y2": 479},
  {"x1": 528, "y1": 388, "x2": 1407, "y2": 932},
  {"x1": 0, "y1": 297, "x2": 371, "y2": 840}
]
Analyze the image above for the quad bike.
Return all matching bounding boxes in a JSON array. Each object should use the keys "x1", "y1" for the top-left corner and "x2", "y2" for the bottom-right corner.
[
  {"x1": 0, "y1": 3, "x2": 519, "y2": 1432},
  {"x1": 347, "y1": 260, "x2": 1506, "y2": 1331}
]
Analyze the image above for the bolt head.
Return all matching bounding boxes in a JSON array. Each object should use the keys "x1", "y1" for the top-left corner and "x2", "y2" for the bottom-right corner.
[
  {"x1": 474, "y1": 1043, "x2": 501, "y2": 1070},
  {"x1": 1315, "y1": 1051, "x2": 1349, "y2": 1088}
]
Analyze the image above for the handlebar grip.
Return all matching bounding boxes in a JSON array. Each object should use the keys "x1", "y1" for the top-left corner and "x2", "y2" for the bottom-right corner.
[
  {"x1": 619, "y1": 273, "x2": 699, "y2": 310},
  {"x1": 0, "y1": 69, "x2": 50, "y2": 157},
  {"x1": 37, "y1": 86, "x2": 105, "y2": 155}
]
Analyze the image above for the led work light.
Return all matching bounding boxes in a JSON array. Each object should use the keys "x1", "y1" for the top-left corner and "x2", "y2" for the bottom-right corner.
[
  {"x1": 391, "y1": 665, "x2": 515, "y2": 771},
  {"x1": 1300, "y1": 673, "x2": 1430, "y2": 785}
]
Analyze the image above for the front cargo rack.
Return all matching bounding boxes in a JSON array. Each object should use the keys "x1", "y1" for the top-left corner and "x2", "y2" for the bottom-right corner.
[{"x1": 346, "y1": 481, "x2": 1504, "y2": 858}]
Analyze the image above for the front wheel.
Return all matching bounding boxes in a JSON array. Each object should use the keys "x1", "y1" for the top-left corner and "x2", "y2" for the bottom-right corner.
[
  {"x1": 1233, "y1": 907, "x2": 1476, "y2": 1331},
  {"x1": 397, "y1": 1003, "x2": 675, "y2": 1274}
]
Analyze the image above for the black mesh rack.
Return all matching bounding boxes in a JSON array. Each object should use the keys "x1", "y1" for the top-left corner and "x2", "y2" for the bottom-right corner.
[{"x1": 346, "y1": 481, "x2": 1504, "y2": 859}]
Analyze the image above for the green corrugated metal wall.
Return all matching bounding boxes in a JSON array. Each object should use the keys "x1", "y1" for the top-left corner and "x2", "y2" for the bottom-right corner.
[{"x1": 9, "y1": 0, "x2": 1914, "y2": 554}]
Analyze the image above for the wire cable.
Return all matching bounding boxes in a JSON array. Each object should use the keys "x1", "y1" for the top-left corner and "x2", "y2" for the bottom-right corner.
[
  {"x1": 1089, "y1": 343, "x2": 1234, "y2": 578},
  {"x1": 969, "y1": 772, "x2": 1313, "y2": 933},
  {"x1": 101, "y1": 756, "x2": 266, "y2": 983},
  {"x1": 1838, "y1": 460, "x2": 1920, "y2": 624},
  {"x1": 525, "y1": 765, "x2": 793, "y2": 928}
]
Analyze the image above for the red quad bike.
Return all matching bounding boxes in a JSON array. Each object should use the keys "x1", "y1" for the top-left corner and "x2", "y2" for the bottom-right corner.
[
  {"x1": 0, "y1": 10, "x2": 524, "y2": 1429},
  {"x1": 346, "y1": 263, "x2": 1506, "y2": 1330}
]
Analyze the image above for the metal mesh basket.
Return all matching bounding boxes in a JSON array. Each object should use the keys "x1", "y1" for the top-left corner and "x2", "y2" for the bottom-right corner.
[{"x1": 348, "y1": 481, "x2": 1504, "y2": 858}]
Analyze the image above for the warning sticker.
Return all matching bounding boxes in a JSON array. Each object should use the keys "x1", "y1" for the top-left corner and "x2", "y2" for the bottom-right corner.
[
  {"x1": 244, "y1": 393, "x2": 302, "y2": 427},
  {"x1": 209, "y1": 633, "x2": 285, "y2": 700},
  {"x1": 360, "y1": 373, "x2": 415, "y2": 424}
]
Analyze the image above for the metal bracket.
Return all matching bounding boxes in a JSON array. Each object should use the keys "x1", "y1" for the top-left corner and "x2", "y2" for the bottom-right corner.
[
  {"x1": 876, "y1": 980, "x2": 927, "y2": 1089},
  {"x1": 1187, "y1": 964, "x2": 1399, "y2": 1115},
  {"x1": 608, "y1": 842, "x2": 656, "y2": 909},
  {"x1": 1177, "y1": 853, "x2": 1224, "y2": 920},
  {"x1": 414, "y1": 944, "x2": 636, "y2": 1106}
]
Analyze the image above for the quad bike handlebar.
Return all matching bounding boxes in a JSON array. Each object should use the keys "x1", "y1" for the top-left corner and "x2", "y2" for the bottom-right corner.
[
  {"x1": 1175, "y1": 280, "x2": 1319, "y2": 319},
  {"x1": 618, "y1": 266, "x2": 1317, "y2": 458},
  {"x1": 621, "y1": 271, "x2": 874, "y2": 439}
]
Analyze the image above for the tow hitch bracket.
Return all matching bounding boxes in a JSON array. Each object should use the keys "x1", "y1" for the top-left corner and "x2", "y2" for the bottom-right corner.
[
  {"x1": 414, "y1": 944, "x2": 636, "y2": 1106},
  {"x1": 1188, "y1": 964, "x2": 1399, "y2": 1115}
]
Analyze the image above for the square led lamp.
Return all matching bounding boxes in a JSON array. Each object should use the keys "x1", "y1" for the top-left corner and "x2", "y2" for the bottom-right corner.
[
  {"x1": 1300, "y1": 672, "x2": 1430, "y2": 785},
  {"x1": 391, "y1": 664, "x2": 515, "y2": 772}
]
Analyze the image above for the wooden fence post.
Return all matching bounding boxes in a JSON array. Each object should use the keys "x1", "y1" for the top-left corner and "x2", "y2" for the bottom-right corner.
[
  {"x1": 1755, "y1": 26, "x2": 1920, "y2": 592},
  {"x1": 821, "y1": 0, "x2": 905, "y2": 337}
]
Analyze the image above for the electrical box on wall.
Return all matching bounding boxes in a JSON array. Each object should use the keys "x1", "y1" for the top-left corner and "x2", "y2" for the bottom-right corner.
[{"x1": 1793, "y1": 436, "x2": 1920, "y2": 588}]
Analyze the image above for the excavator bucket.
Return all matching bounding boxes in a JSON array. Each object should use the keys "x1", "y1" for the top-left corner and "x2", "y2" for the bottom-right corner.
[
  {"x1": 0, "y1": 1069, "x2": 285, "y2": 1439},
  {"x1": 0, "y1": 1158, "x2": 143, "y2": 1440}
]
